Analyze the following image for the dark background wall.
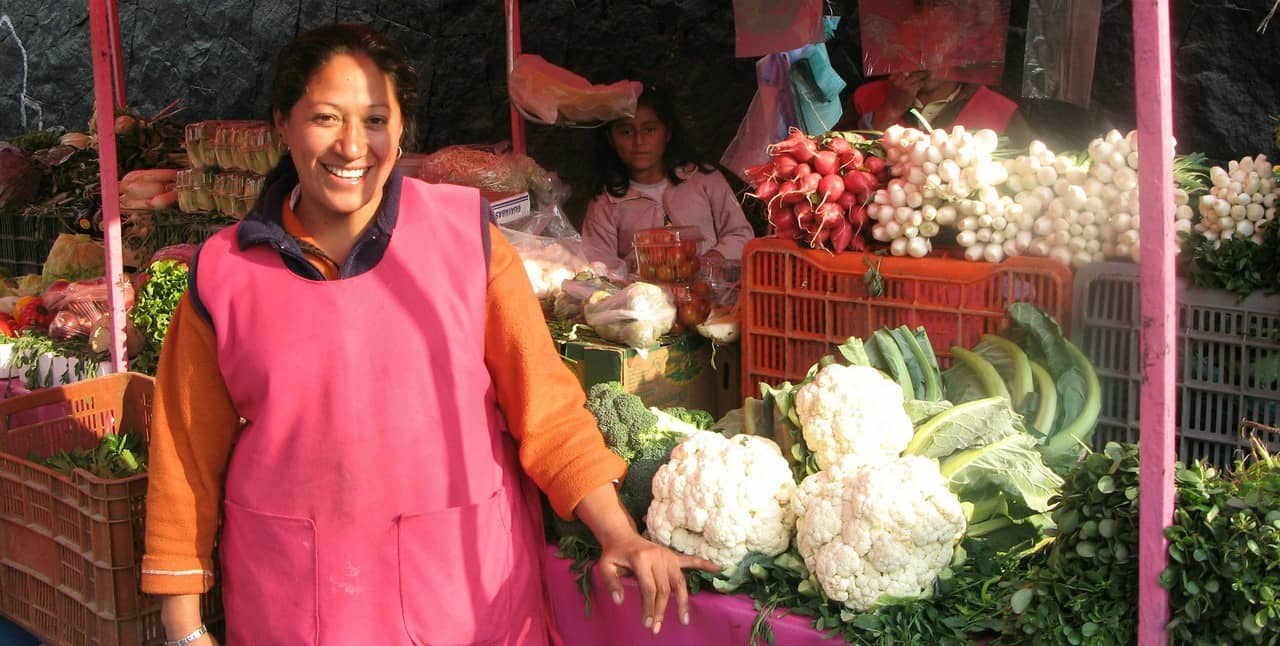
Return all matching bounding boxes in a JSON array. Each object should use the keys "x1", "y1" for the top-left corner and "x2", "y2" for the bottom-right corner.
[{"x1": 1, "y1": 1, "x2": 1277, "y2": 222}]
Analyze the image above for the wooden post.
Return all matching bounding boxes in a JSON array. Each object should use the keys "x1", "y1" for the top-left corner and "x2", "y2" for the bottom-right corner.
[
  {"x1": 504, "y1": 0, "x2": 526, "y2": 155},
  {"x1": 88, "y1": 0, "x2": 129, "y2": 375},
  {"x1": 1132, "y1": 1, "x2": 1176, "y2": 643}
]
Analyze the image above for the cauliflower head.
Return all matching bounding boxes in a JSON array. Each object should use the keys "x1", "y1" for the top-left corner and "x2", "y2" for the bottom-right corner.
[
  {"x1": 792, "y1": 455, "x2": 966, "y2": 612},
  {"x1": 794, "y1": 363, "x2": 915, "y2": 471},
  {"x1": 645, "y1": 431, "x2": 797, "y2": 570}
]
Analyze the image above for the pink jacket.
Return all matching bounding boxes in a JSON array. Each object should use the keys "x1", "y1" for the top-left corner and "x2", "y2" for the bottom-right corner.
[{"x1": 581, "y1": 165, "x2": 755, "y2": 269}]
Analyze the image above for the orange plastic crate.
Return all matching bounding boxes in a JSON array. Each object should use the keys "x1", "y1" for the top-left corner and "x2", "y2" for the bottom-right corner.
[
  {"x1": 741, "y1": 238, "x2": 1074, "y2": 399},
  {"x1": 0, "y1": 373, "x2": 222, "y2": 646}
]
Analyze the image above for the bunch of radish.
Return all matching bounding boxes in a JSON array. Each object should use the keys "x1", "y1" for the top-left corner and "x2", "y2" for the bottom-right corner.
[
  {"x1": 745, "y1": 128, "x2": 890, "y2": 253},
  {"x1": 867, "y1": 124, "x2": 1009, "y2": 258},
  {"x1": 1194, "y1": 154, "x2": 1278, "y2": 247}
]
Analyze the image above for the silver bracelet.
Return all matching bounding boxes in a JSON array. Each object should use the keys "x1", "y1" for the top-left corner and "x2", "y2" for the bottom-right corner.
[{"x1": 163, "y1": 624, "x2": 208, "y2": 646}]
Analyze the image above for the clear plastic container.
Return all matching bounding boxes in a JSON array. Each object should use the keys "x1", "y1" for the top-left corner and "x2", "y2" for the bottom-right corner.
[
  {"x1": 175, "y1": 168, "x2": 216, "y2": 213},
  {"x1": 633, "y1": 226, "x2": 703, "y2": 283}
]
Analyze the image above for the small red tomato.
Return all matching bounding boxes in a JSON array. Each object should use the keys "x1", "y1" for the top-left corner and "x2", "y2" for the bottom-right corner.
[
  {"x1": 677, "y1": 302, "x2": 702, "y2": 327},
  {"x1": 656, "y1": 265, "x2": 676, "y2": 282},
  {"x1": 691, "y1": 280, "x2": 713, "y2": 299},
  {"x1": 640, "y1": 264, "x2": 659, "y2": 280}
]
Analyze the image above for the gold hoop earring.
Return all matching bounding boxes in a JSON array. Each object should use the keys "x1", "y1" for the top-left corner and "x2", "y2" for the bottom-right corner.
[{"x1": 397, "y1": 146, "x2": 404, "y2": 159}]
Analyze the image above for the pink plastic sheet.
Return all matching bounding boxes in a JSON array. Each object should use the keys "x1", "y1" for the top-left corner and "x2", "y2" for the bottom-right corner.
[
  {"x1": 859, "y1": 0, "x2": 1010, "y2": 85},
  {"x1": 732, "y1": 0, "x2": 825, "y2": 58},
  {"x1": 545, "y1": 546, "x2": 843, "y2": 645}
]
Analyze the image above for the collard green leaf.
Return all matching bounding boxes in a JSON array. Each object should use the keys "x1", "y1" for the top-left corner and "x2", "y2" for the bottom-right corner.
[{"x1": 939, "y1": 432, "x2": 1064, "y2": 513}]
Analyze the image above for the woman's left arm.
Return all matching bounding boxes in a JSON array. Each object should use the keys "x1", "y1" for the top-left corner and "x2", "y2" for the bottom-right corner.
[{"x1": 703, "y1": 172, "x2": 756, "y2": 260}]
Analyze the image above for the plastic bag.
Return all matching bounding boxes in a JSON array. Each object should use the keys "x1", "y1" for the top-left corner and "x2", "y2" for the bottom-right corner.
[
  {"x1": 553, "y1": 276, "x2": 621, "y2": 322},
  {"x1": 732, "y1": 0, "x2": 825, "y2": 58},
  {"x1": 789, "y1": 17, "x2": 847, "y2": 136},
  {"x1": 1022, "y1": 0, "x2": 1101, "y2": 106},
  {"x1": 508, "y1": 54, "x2": 643, "y2": 126},
  {"x1": 416, "y1": 145, "x2": 553, "y2": 195},
  {"x1": 859, "y1": 0, "x2": 1010, "y2": 86},
  {"x1": 720, "y1": 53, "x2": 796, "y2": 180},
  {"x1": 42, "y1": 234, "x2": 106, "y2": 288},
  {"x1": 500, "y1": 226, "x2": 615, "y2": 300},
  {"x1": 583, "y1": 282, "x2": 676, "y2": 351}
]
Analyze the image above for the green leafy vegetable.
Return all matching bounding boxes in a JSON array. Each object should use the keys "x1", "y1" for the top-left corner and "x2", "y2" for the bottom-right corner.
[{"x1": 130, "y1": 259, "x2": 190, "y2": 375}]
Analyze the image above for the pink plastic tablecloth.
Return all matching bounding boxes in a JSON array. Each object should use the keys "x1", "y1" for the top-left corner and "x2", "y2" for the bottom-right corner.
[{"x1": 545, "y1": 545, "x2": 844, "y2": 646}]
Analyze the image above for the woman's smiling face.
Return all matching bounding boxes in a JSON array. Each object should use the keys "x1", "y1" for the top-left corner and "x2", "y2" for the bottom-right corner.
[{"x1": 275, "y1": 52, "x2": 403, "y2": 224}]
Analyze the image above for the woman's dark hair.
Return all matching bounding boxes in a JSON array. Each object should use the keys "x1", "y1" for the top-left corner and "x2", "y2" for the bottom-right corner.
[
  {"x1": 262, "y1": 23, "x2": 418, "y2": 190},
  {"x1": 593, "y1": 86, "x2": 717, "y2": 198}
]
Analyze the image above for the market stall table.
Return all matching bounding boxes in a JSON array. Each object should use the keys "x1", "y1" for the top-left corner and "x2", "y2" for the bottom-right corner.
[{"x1": 545, "y1": 545, "x2": 842, "y2": 646}]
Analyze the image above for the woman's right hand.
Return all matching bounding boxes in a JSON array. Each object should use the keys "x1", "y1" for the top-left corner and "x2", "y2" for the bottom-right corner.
[{"x1": 873, "y1": 71, "x2": 927, "y2": 130}]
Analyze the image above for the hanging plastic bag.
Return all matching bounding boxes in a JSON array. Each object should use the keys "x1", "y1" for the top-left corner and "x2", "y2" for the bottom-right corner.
[
  {"x1": 508, "y1": 54, "x2": 643, "y2": 125},
  {"x1": 789, "y1": 17, "x2": 847, "y2": 136},
  {"x1": 859, "y1": 0, "x2": 1010, "y2": 86},
  {"x1": 1022, "y1": 0, "x2": 1101, "y2": 106},
  {"x1": 720, "y1": 53, "x2": 796, "y2": 180},
  {"x1": 732, "y1": 0, "x2": 825, "y2": 58}
]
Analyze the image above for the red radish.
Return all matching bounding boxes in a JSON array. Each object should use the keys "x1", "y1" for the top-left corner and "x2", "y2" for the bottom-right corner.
[
  {"x1": 794, "y1": 201, "x2": 816, "y2": 232},
  {"x1": 770, "y1": 128, "x2": 817, "y2": 163},
  {"x1": 848, "y1": 148, "x2": 864, "y2": 168},
  {"x1": 843, "y1": 171, "x2": 873, "y2": 204},
  {"x1": 812, "y1": 150, "x2": 839, "y2": 177},
  {"x1": 773, "y1": 154, "x2": 799, "y2": 180},
  {"x1": 751, "y1": 177, "x2": 780, "y2": 202},
  {"x1": 825, "y1": 136, "x2": 853, "y2": 163},
  {"x1": 770, "y1": 202, "x2": 801, "y2": 238},
  {"x1": 847, "y1": 204, "x2": 869, "y2": 230},
  {"x1": 817, "y1": 174, "x2": 845, "y2": 203},
  {"x1": 815, "y1": 202, "x2": 845, "y2": 230},
  {"x1": 797, "y1": 172, "x2": 822, "y2": 196},
  {"x1": 850, "y1": 235, "x2": 868, "y2": 251},
  {"x1": 810, "y1": 226, "x2": 832, "y2": 248},
  {"x1": 830, "y1": 220, "x2": 854, "y2": 252},
  {"x1": 744, "y1": 163, "x2": 775, "y2": 185},
  {"x1": 836, "y1": 191, "x2": 857, "y2": 211},
  {"x1": 777, "y1": 180, "x2": 804, "y2": 205},
  {"x1": 794, "y1": 162, "x2": 813, "y2": 178},
  {"x1": 864, "y1": 156, "x2": 886, "y2": 175}
]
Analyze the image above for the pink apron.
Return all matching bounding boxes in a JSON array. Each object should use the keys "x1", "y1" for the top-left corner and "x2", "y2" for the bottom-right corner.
[{"x1": 196, "y1": 179, "x2": 552, "y2": 645}]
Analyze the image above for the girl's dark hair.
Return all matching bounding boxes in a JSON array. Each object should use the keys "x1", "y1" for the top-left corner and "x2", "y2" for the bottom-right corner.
[
  {"x1": 263, "y1": 23, "x2": 419, "y2": 190},
  {"x1": 593, "y1": 86, "x2": 717, "y2": 198}
]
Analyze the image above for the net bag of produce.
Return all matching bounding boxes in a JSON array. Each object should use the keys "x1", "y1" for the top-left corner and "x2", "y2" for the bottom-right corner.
[{"x1": 508, "y1": 54, "x2": 642, "y2": 126}]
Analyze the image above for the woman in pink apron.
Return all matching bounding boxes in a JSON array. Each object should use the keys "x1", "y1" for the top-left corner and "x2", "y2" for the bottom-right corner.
[{"x1": 141, "y1": 24, "x2": 715, "y2": 646}]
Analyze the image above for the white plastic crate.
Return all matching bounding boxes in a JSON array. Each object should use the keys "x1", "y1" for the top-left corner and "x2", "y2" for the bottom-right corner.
[{"x1": 1072, "y1": 262, "x2": 1280, "y2": 468}]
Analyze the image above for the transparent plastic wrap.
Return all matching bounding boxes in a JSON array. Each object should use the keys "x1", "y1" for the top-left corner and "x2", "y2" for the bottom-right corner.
[
  {"x1": 859, "y1": 0, "x2": 1010, "y2": 85},
  {"x1": 508, "y1": 54, "x2": 643, "y2": 126},
  {"x1": 583, "y1": 282, "x2": 676, "y2": 351},
  {"x1": 552, "y1": 276, "x2": 622, "y2": 322},
  {"x1": 415, "y1": 144, "x2": 553, "y2": 196},
  {"x1": 499, "y1": 226, "x2": 618, "y2": 301},
  {"x1": 1021, "y1": 0, "x2": 1101, "y2": 106},
  {"x1": 721, "y1": 53, "x2": 795, "y2": 180},
  {"x1": 732, "y1": 0, "x2": 825, "y2": 58}
]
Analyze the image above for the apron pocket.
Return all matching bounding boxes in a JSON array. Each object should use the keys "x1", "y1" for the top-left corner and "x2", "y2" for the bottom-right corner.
[
  {"x1": 220, "y1": 499, "x2": 318, "y2": 645},
  {"x1": 398, "y1": 487, "x2": 514, "y2": 646}
]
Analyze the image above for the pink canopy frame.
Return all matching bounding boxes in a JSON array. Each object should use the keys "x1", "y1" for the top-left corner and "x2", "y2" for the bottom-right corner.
[{"x1": 84, "y1": 2, "x2": 1179, "y2": 642}]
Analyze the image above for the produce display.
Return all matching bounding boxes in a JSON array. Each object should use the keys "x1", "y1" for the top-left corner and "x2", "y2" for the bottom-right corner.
[{"x1": 37, "y1": 432, "x2": 147, "y2": 479}]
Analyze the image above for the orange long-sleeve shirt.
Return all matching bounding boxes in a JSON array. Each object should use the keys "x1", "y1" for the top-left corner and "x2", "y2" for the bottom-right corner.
[{"x1": 140, "y1": 203, "x2": 625, "y2": 595}]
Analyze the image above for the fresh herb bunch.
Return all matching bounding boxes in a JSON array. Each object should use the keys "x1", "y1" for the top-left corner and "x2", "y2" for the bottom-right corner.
[
  {"x1": 1180, "y1": 218, "x2": 1280, "y2": 299},
  {"x1": 129, "y1": 259, "x2": 190, "y2": 374},
  {"x1": 996, "y1": 442, "x2": 1139, "y2": 645},
  {"x1": 1163, "y1": 438, "x2": 1280, "y2": 644},
  {"x1": 38, "y1": 432, "x2": 147, "y2": 479}
]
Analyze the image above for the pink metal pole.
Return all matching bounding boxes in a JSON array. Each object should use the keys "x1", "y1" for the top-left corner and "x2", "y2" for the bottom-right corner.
[
  {"x1": 89, "y1": 0, "x2": 129, "y2": 374},
  {"x1": 105, "y1": 0, "x2": 126, "y2": 107},
  {"x1": 1133, "y1": 1, "x2": 1177, "y2": 644},
  {"x1": 504, "y1": 0, "x2": 527, "y2": 155}
]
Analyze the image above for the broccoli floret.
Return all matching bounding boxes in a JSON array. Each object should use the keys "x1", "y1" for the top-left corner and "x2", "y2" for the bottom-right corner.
[
  {"x1": 619, "y1": 451, "x2": 676, "y2": 531},
  {"x1": 585, "y1": 382, "x2": 658, "y2": 462},
  {"x1": 662, "y1": 406, "x2": 716, "y2": 430}
]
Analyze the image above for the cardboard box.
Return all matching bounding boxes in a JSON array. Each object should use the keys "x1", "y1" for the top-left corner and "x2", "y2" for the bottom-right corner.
[{"x1": 560, "y1": 335, "x2": 727, "y2": 413}]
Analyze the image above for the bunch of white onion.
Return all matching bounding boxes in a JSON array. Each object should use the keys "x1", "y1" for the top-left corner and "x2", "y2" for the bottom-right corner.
[
  {"x1": 870, "y1": 125, "x2": 1008, "y2": 257},
  {"x1": 1194, "y1": 154, "x2": 1277, "y2": 247},
  {"x1": 1002, "y1": 142, "x2": 1100, "y2": 267}
]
